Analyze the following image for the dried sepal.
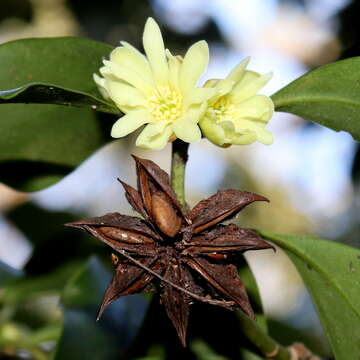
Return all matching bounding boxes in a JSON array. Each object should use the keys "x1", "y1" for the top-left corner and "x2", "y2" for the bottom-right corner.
[{"x1": 189, "y1": 190, "x2": 269, "y2": 234}]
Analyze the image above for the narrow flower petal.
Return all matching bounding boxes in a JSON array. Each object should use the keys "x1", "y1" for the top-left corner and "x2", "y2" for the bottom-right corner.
[
  {"x1": 99, "y1": 66, "x2": 118, "y2": 81},
  {"x1": 93, "y1": 73, "x2": 110, "y2": 99},
  {"x1": 173, "y1": 103, "x2": 207, "y2": 143},
  {"x1": 166, "y1": 49, "x2": 182, "y2": 89},
  {"x1": 254, "y1": 128, "x2": 273, "y2": 145},
  {"x1": 136, "y1": 121, "x2": 172, "y2": 150},
  {"x1": 106, "y1": 80, "x2": 147, "y2": 110},
  {"x1": 199, "y1": 115, "x2": 226, "y2": 146},
  {"x1": 142, "y1": 18, "x2": 169, "y2": 84},
  {"x1": 180, "y1": 40, "x2": 209, "y2": 93},
  {"x1": 110, "y1": 46, "x2": 153, "y2": 85},
  {"x1": 226, "y1": 57, "x2": 250, "y2": 83},
  {"x1": 231, "y1": 71, "x2": 273, "y2": 103},
  {"x1": 235, "y1": 95, "x2": 274, "y2": 123},
  {"x1": 103, "y1": 60, "x2": 153, "y2": 96},
  {"x1": 111, "y1": 110, "x2": 152, "y2": 138},
  {"x1": 184, "y1": 87, "x2": 217, "y2": 108},
  {"x1": 120, "y1": 41, "x2": 142, "y2": 53},
  {"x1": 233, "y1": 120, "x2": 273, "y2": 145},
  {"x1": 203, "y1": 78, "x2": 234, "y2": 105},
  {"x1": 214, "y1": 79, "x2": 235, "y2": 96},
  {"x1": 173, "y1": 120, "x2": 201, "y2": 143},
  {"x1": 204, "y1": 79, "x2": 220, "y2": 88},
  {"x1": 227, "y1": 131, "x2": 258, "y2": 145}
]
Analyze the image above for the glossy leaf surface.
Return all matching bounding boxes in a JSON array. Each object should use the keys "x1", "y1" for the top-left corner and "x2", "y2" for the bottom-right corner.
[
  {"x1": 0, "y1": 37, "x2": 117, "y2": 113},
  {"x1": 0, "y1": 37, "x2": 120, "y2": 191},
  {"x1": 272, "y1": 57, "x2": 360, "y2": 141},
  {"x1": 262, "y1": 231, "x2": 360, "y2": 360}
]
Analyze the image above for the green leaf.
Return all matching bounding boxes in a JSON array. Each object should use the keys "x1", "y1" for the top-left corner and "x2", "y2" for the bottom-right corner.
[
  {"x1": 0, "y1": 37, "x2": 117, "y2": 114},
  {"x1": 0, "y1": 37, "x2": 121, "y2": 191},
  {"x1": 267, "y1": 318, "x2": 330, "y2": 356},
  {"x1": 272, "y1": 57, "x2": 360, "y2": 141},
  {"x1": 261, "y1": 231, "x2": 360, "y2": 360},
  {"x1": 0, "y1": 104, "x2": 112, "y2": 191}
]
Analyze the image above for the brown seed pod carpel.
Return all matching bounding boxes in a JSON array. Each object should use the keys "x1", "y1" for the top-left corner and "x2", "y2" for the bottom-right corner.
[
  {"x1": 151, "y1": 191, "x2": 182, "y2": 237},
  {"x1": 98, "y1": 227, "x2": 154, "y2": 244},
  {"x1": 67, "y1": 156, "x2": 273, "y2": 347},
  {"x1": 137, "y1": 163, "x2": 153, "y2": 215}
]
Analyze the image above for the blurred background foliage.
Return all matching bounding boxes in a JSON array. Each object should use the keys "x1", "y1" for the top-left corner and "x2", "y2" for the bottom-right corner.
[{"x1": 1, "y1": 0, "x2": 360, "y2": 359}]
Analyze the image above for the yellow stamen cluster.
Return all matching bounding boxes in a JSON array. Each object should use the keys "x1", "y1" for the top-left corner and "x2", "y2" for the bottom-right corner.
[
  {"x1": 210, "y1": 96, "x2": 237, "y2": 121},
  {"x1": 147, "y1": 86, "x2": 183, "y2": 122}
]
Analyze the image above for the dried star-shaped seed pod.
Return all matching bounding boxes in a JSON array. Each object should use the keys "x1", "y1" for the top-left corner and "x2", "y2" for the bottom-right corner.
[{"x1": 66, "y1": 156, "x2": 273, "y2": 346}]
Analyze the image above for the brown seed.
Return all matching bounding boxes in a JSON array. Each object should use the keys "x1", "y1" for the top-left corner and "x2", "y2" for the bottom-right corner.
[
  {"x1": 151, "y1": 192, "x2": 181, "y2": 237},
  {"x1": 99, "y1": 227, "x2": 154, "y2": 244}
]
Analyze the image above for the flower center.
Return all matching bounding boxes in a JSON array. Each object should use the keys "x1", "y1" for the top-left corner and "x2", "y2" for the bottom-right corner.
[
  {"x1": 147, "y1": 86, "x2": 182, "y2": 122},
  {"x1": 209, "y1": 96, "x2": 237, "y2": 122}
]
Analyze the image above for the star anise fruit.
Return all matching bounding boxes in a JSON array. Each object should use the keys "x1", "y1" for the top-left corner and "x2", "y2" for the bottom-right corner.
[{"x1": 66, "y1": 156, "x2": 273, "y2": 346}]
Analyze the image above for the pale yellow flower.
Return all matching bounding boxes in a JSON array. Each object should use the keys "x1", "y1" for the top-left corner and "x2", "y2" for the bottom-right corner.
[
  {"x1": 94, "y1": 18, "x2": 214, "y2": 150},
  {"x1": 199, "y1": 58, "x2": 274, "y2": 147}
]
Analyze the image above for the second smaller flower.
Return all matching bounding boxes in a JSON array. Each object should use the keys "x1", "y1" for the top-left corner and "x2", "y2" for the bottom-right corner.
[{"x1": 199, "y1": 58, "x2": 274, "y2": 147}]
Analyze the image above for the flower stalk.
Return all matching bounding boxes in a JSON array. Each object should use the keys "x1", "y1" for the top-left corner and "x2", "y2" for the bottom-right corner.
[{"x1": 170, "y1": 139, "x2": 189, "y2": 208}]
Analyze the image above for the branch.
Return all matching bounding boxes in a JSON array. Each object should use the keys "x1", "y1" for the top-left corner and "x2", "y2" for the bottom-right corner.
[
  {"x1": 236, "y1": 312, "x2": 322, "y2": 359},
  {"x1": 237, "y1": 311, "x2": 290, "y2": 359}
]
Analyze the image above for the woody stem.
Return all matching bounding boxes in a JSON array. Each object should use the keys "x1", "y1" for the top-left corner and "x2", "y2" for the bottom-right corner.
[{"x1": 171, "y1": 139, "x2": 189, "y2": 207}]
